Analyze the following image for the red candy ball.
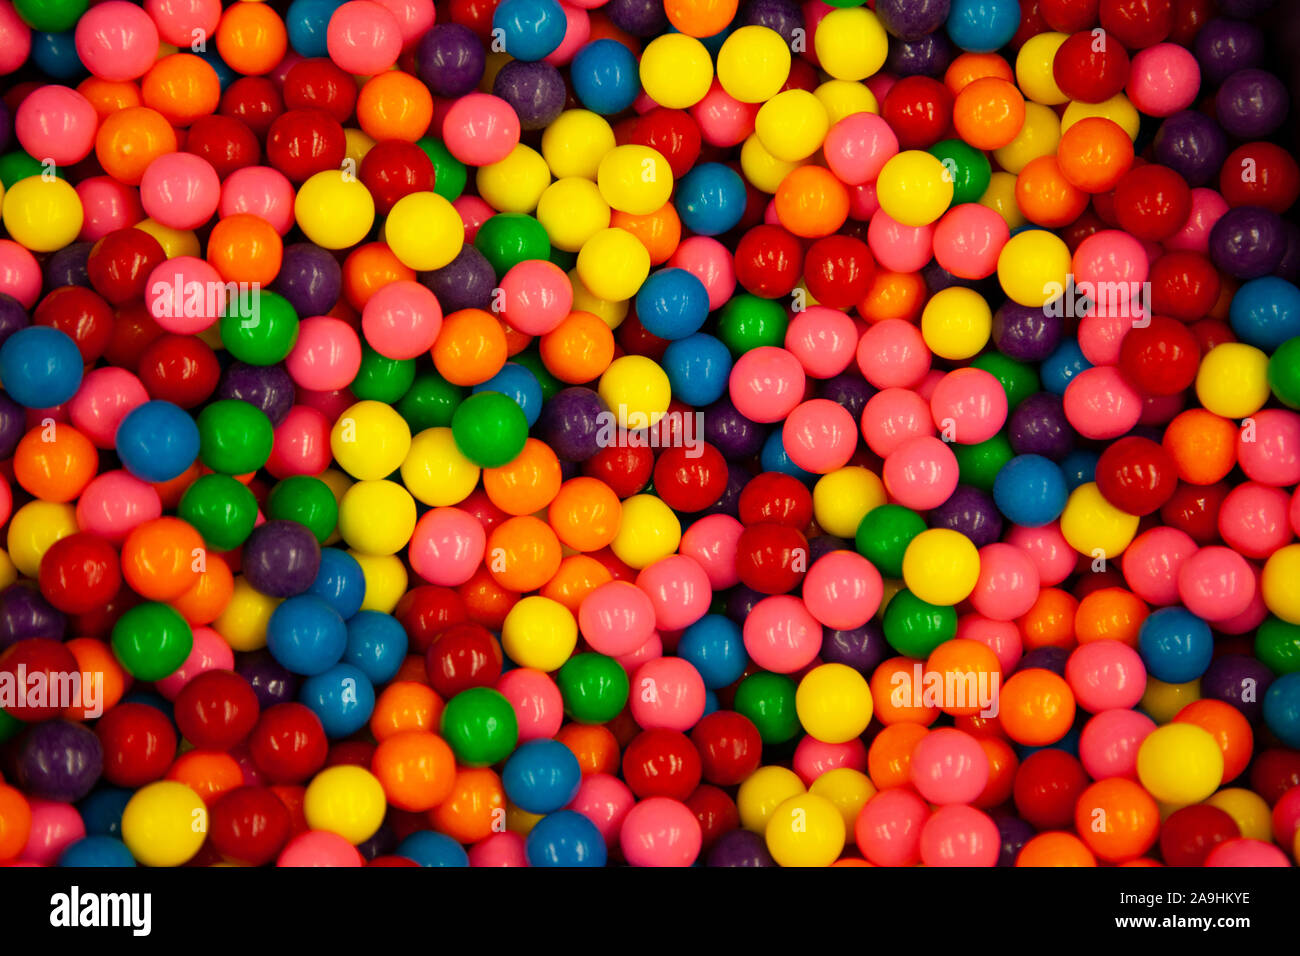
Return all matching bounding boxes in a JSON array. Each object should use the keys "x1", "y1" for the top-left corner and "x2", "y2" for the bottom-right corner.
[
  {"x1": 652, "y1": 443, "x2": 728, "y2": 513},
  {"x1": 803, "y1": 235, "x2": 876, "y2": 310},
  {"x1": 266, "y1": 108, "x2": 348, "y2": 184},
  {"x1": 622, "y1": 728, "x2": 703, "y2": 800},
  {"x1": 1095, "y1": 436, "x2": 1178, "y2": 515},
  {"x1": 425, "y1": 622, "x2": 504, "y2": 698},
  {"x1": 95, "y1": 702, "x2": 179, "y2": 786},
  {"x1": 1013, "y1": 748, "x2": 1090, "y2": 830},
  {"x1": 210, "y1": 785, "x2": 293, "y2": 865},
  {"x1": 734, "y1": 224, "x2": 804, "y2": 299},
  {"x1": 690, "y1": 710, "x2": 762, "y2": 785},
  {"x1": 174, "y1": 669, "x2": 261, "y2": 751},
  {"x1": 735, "y1": 522, "x2": 808, "y2": 595},
  {"x1": 38, "y1": 532, "x2": 122, "y2": 616},
  {"x1": 1118, "y1": 315, "x2": 1201, "y2": 396},
  {"x1": 1113, "y1": 164, "x2": 1192, "y2": 242},
  {"x1": 1052, "y1": 30, "x2": 1129, "y2": 104},
  {"x1": 248, "y1": 702, "x2": 329, "y2": 784}
]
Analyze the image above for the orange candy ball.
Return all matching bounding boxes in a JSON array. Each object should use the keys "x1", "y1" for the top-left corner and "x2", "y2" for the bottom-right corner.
[
  {"x1": 429, "y1": 767, "x2": 506, "y2": 843},
  {"x1": 547, "y1": 476, "x2": 623, "y2": 552},
  {"x1": 1057, "y1": 117, "x2": 1135, "y2": 194},
  {"x1": 96, "y1": 107, "x2": 178, "y2": 185},
  {"x1": 485, "y1": 515, "x2": 562, "y2": 592},
  {"x1": 64, "y1": 637, "x2": 129, "y2": 720},
  {"x1": 208, "y1": 213, "x2": 284, "y2": 286},
  {"x1": 13, "y1": 423, "x2": 98, "y2": 503},
  {"x1": 1163, "y1": 409, "x2": 1238, "y2": 484},
  {"x1": 121, "y1": 516, "x2": 204, "y2": 601},
  {"x1": 775, "y1": 166, "x2": 850, "y2": 239},
  {"x1": 171, "y1": 553, "x2": 235, "y2": 626},
  {"x1": 1074, "y1": 778, "x2": 1160, "y2": 863},
  {"x1": 952, "y1": 77, "x2": 1025, "y2": 150},
  {"x1": 924, "y1": 638, "x2": 1002, "y2": 717},
  {"x1": 1018, "y1": 587, "x2": 1079, "y2": 651},
  {"x1": 540, "y1": 311, "x2": 617, "y2": 384},
  {"x1": 540, "y1": 554, "x2": 614, "y2": 612},
  {"x1": 1174, "y1": 698, "x2": 1254, "y2": 783},
  {"x1": 484, "y1": 438, "x2": 563, "y2": 516},
  {"x1": 357, "y1": 71, "x2": 434, "y2": 142},
  {"x1": 1015, "y1": 830, "x2": 1097, "y2": 866},
  {"x1": 869, "y1": 657, "x2": 940, "y2": 726},
  {"x1": 611, "y1": 203, "x2": 682, "y2": 265},
  {"x1": 867, "y1": 721, "x2": 929, "y2": 789},
  {"x1": 371, "y1": 731, "x2": 457, "y2": 811},
  {"x1": 432, "y1": 309, "x2": 509, "y2": 386},
  {"x1": 370, "y1": 681, "x2": 445, "y2": 741},
  {"x1": 1075, "y1": 587, "x2": 1148, "y2": 646},
  {"x1": 343, "y1": 243, "x2": 417, "y2": 310},
  {"x1": 998, "y1": 667, "x2": 1076, "y2": 746},
  {"x1": 142, "y1": 53, "x2": 221, "y2": 127},
  {"x1": 1014, "y1": 154, "x2": 1089, "y2": 228},
  {"x1": 556, "y1": 722, "x2": 621, "y2": 775},
  {"x1": 215, "y1": 3, "x2": 288, "y2": 77}
]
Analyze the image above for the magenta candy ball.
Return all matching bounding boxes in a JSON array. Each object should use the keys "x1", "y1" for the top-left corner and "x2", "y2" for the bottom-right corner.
[
  {"x1": 969, "y1": 542, "x2": 1040, "y2": 621},
  {"x1": 793, "y1": 736, "x2": 868, "y2": 785},
  {"x1": 578, "y1": 579, "x2": 657, "y2": 657},
  {"x1": 862, "y1": 387, "x2": 935, "y2": 458},
  {"x1": 956, "y1": 613, "x2": 1022, "y2": 674},
  {"x1": 1078, "y1": 708, "x2": 1156, "y2": 781},
  {"x1": 933, "y1": 203, "x2": 1008, "y2": 280},
  {"x1": 1065, "y1": 640, "x2": 1146, "y2": 713},
  {"x1": 929, "y1": 367, "x2": 1007, "y2": 445},
  {"x1": 856, "y1": 319, "x2": 930, "y2": 389},
  {"x1": 824, "y1": 112, "x2": 899, "y2": 186},
  {"x1": 1218, "y1": 482, "x2": 1293, "y2": 559},
  {"x1": 909, "y1": 727, "x2": 989, "y2": 806},
  {"x1": 409, "y1": 506, "x2": 487, "y2": 586},
  {"x1": 856, "y1": 788, "x2": 929, "y2": 866},
  {"x1": 327, "y1": 0, "x2": 403, "y2": 76},
  {"x1": 1063, "y1": 365, "x2": 1143, "y2": 440},
  {"x1": 155, "y1": 626, "x2": 236, "y2": 700},
  {"x1": 277, "y1": 830, "x2": 364, "y2": 867},
  {"x1": 68, "y1": 366, "x2": 150, "y2": 448},
  {"x1": 1238, "y1": 409, "x2": 1300, "y2": 487},
  {"x1": 286, "y1": 316, "x2": 363, "y2": 391},
  {"x1": 783, "y1": 398, "x2": 858, "y2": 474},
  {"x1": 628, "y1": 657, "x2": 706, "y2": 732},
  {"x1": 882, "y1": 435, "x2": 959, "y2": 510},
  {"x1": 570, "y1": 772, "x2": 635, "y2": 845},
  {"x1": 1176, "y1": 545, "x2": 1256, "y2": 622},
  {"x1": 785, "y1": 306, "x2": 857, "y2": 379},
  {"x1": 78, "y1": 176, "x2": 143, "y2": 240},
  {"x1": 741, "y1": 594, "x2": 821, "y2": 674},
  {"x1": 362, "y1": 279, "x2": 444, "y2": 359},
  {"x1": 868, "y1": 209, "x2": 934, "y2": 273},
  {"x1": 1121, "y1": 526, "x2": 1198, "y2": 605},
  {"x1": 919, "y1": 804, "x2": 999, "y2": 867},
  {"x1": 494, "y1": 667, "x2": 564, "y2": 742},
  {"x1": 499, "y1": 259, "x2": 573, "y2": 336},
  {"x1": 220, "y1": 166, "x2": 296, "y2": 236},
  {"x1": 467, "y1": 830, "x2": 529, "y2": 866},
  {"x1": 75, "y1": 470, "x2": 162, "y2": 544},
  {"x1": 1004, "y1": 523, "x2": 1076, "y2": 587},
  {"x1": 634, "y1": 554, "x2": 711, "y2": 632},
  {"x1": 144, "y1": 256, "x2": 226, "y2": 335},
  {"x1": 802, "y1": 550, "x2": 882, "y2": 630},
  {"x1": 728, "y1": 345, "x2": 806, "y2": 423},
  {"x1": 678, "y1": 513, "x2": 743, "y2": 590},
  {"x1": 75, "y1": 1, "x2": 160, "y2": 81},
  {"x1": 1126, "y1": 43, "x2": 1200, "y2": 117},
  {"x1": 442, "y1": 93, "x2": 522, "y2": 167},
  {"x1": 619, "y1": 797, "x2": 702, "y2": 867},
  {"x1": 15, "y1": 85, "x2": 97, "y2": 166},
  {"x1": 669, "y1": 236, "x2": 736, "y2": 311}
]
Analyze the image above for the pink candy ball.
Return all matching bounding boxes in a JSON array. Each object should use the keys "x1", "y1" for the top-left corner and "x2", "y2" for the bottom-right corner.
[
  {"x1": 1078, "y1": 708, "x2": 1156, "y2": 780},
  {"x1": 929, "y1": 367, "x2": 1007, "y2": 444},
  {"x1": 1164, "y1": 187, "x2": 1228, "y2": 254},
  {"x1": 327, "y1": 0, "x2": 403, "y2": 76},
  {"x1": 544, "y1": 3, "x2": 591, "y2": 66},
  {"x1": 362, "y1": 279, "x2": 444, "y2": 360},
  {"x1": 145, "y1": 257, "x2": 226, "y2": 335},
  {"x1": 824, "y1": 112, "x2": 898, "y2": 186},
  {"x1": 783, "y1": 398, "x2": 858, "y2": 473},
  {"x1": 409, "y1": 506, "x2": 487, "y2": 586},
  {"x1": 1203, "y1": 838, "x2": 1292, "y2": 868},
  {"x1": 220, "y1": 166, "x2": 296, "y2": 236},
  {"x1": 1127, "y1": 43, "x2": 1200, "y2": 117},
  {"x1": 75, "y1": 1, "x2": 159, "y2": 81},
  {"x1": 970, "y1": 542, "x2": 1040, "y2": 620},
  {"x1": 155, "y1": 626, "x2": 236, "y2": 700},
  {"x1": 494, "y1": 667, "x2": 563, "y2": 742},
  {"x1": 862, "y1": 387, "x2": 935, "y2": 457},
  {"x1": 277, "y1": 830, "x2": 365, "y2": 867},
  {"x1": 856, "y1": 319, "x2": 930, "y2": 389},
  {"x1": 579, "y1": 579, "x2": 657, "y2": 657},
  {"x1": 669, "y1": 236, "x2": 736, "y2": 310},
  {"x1": 1121, "y1": 526, "x2": 1198, "y2": 605},
  {"x1": 140, "y1": 152, "x2": 221, "y2": 230},
  {"x1": 1238, "y1": 409, "x2": 1300, "y2": 487},
  {"x1": 882, "y1": 435, "x2": 959, "y2": 510},
  {"x1": 785, "y1": 306, "x2": 857, "y2": 379},
  {"x1": 372, "y1": 0, "x2": 436, "y2": 50},
  {"x1": 619, "y1": 796, "x2": 702, "y2": 867},
  {"x1": 1063, "y1": 365, "x2": 1143, "y2": 439},
  {"x1": 855, "y1": 788, "x2": 929, "y2": 866},
  {"x1": 1004, "y1": 522, "x2": 1076, "y2": 586},
  {"x1": 956, "y1": 613, "x2": 1023, "y2": 674},
  {"x1": 68, "y1": 366, "x2": 149, "y2": 448},
  {"x1": 909, "y1": 727, "x2": 989, "y2": 806},
  {"x1": 77, "y1": 177, "x2": 143, "y2": 241},
  {"x1": 1065, "y1": 640, "x2": 1146, "y2": 713},
  {"x1": 793, "y1": 735, "x2": 868, "y2": 786},
  {"x1": 728, "y1": 346, "x2": 806, "y2": 423},
  {"x1": 570, "y1": 772, "x2": 636, "y2": 846},
  {"x1": 742, "y1": 594, "x2": 821, "y2": 674},
  {"x1": 933, "y1": 203, "x2": 1008, "y2": 280},
  {"x1": 286, "y1": 316, "x2": 363, "y2": 391},
  {"x1": 1219, "y1": 482, "x2": 1293, "y2": 559},
  {"x1": 21, "y1": 799, "x2": 85, "y2": 865},
  {"x1": 628, "y1": 657, "x2": 706, "y2": 731},
  {"x1": 802, "y1": 550, "x2": 882, "y2": 630},
  {"x1": 146, "y1": 0, "x2": 223, "y2": 47},
  {"x1": 1176, "y1": 545, "x2": 1256, "y2": 622},
  {"x1": 678, "y1": 513, "x2": 743, "y2": 589},
  {"x1": 0, "y1": 239, "x2": 42, "y2": 308},
  {"x1": 75, "y1": 470, "x2": 162, "y2": 544},
  {"x1": 467, "y1": 830, "x2": 529, "y2": 866},
  {"x1": 266, "y1": 405, "x2": 334, "y2": 478},
  {"x1": 635, "y1": 554, "x2": 711, "y2": 631},
  {"x1": 15, "y1": 85, "x2": 97, "y2": 166},
  {"x1": 867, "y1": 209, "x2": 933, "y2": 273},
  {"x1": 691, "y1": 81, "x2": 758, "y2": 148},
  {"x1": 0, "y1": 0, "x2": 32, "y2": 75},
  {"x1": 499, "y1": 259, "x2": 573, "y2": 335},
  {"x1": 442, "y1": 93, "x2": 522, "y2": 167},
  {"x1": 919, "y1": 804, "x2": 999, "y2": 867}
]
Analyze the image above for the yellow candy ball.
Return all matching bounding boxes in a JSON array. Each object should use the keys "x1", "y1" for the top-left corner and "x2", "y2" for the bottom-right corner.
[
  {"x1": 1195, "y1": 342, "x2": 1271, "y2": 419},
  {"x1": 7, "y1": 500, "x2": 77, "y2": 578},
  {"x1": 876, "y1": 149, "x2": 954, "y2": 227},
  {"x1": 1060, "y1": 481, "x2": 1140, "y2": 559},
  {"x1": 338, "y1": 480, "x2": 417, "y2": 556},
  {"x1": 814, "y1": 79, "x2": 879, "y2": 125},
  {"x1": 717, "y1": 26, "x2": 791, "y2": 103},
  {"x1": 1136, "y1": 723, "x2": 1224, "y2": 806},
  {"x1": 303, "y1": 765, "x2": 387, "y2": 844},
  {"x1": 1205, "y1": 788, "x2": 1273, "y2": 842},
  {"x1": 541, "y1": 110, "x2": 616, "y2": 180},
  {"x1": 352, "y1": 551, "x2": 408, "y2": 613},
  {"x1": 502, "y1": 595, "x2": 578, "y2": 671},
  {"x1": 569, "y1": 268, "x2": 629, "y2": 329},
  {"x1": 476, "y1": 143, "x2": 551, "y2": 213},
  {"x1": 1015, "y1": 33, "x2": 1069, "y2": 105},
  {"x1": 596, "y1": 144, "x2": 673, "y2": 216},
  {"x1": 576, "y1": 227, "x2": 650, "y2": 301},
  {"x1": 902, "y1": 528, "x2": 981, "y2": 606},
  {"x1": 1061, "y1": 94, "x2": 1141, "y2": 140},
  {"x1": 979, "y1": 170, "x2": 1027, "y2": 229},
  {"x1": 808, "y1": 768, "x2": 877, "y2": 830},
  {"x1": 213, "y1": 576, "x2": 279, "y2": 651},
  {"x1": 921, "y1": 286, "x2": 992, "y2": 360},
  {"x1": 385, "y1": 190, "x2": 464, "y2": 272},
  {"x1": 1139, "y1": 677, "x2": 1200, "y2": 724},
  {"x1": 813, "y1": 8, "x2": 888, "y2": 82},
  {"x1": 1262, "y1": 544, "x2": 1300, "y2": 624},
  {"x1": 737, "y1": 765, "x2": 805, "y2": 832},
  {"x1": 755, "y1": 89, "x2": 830, "y2": 163},
  {"x1": 136, "y1": 218, "x2": 200, "y2": 258},
  {"x1": 639, "y1": 33, "x2": 713, "y2": 108},
  {"x1": 610, "y1": 494, "x2": 681, "y2": 569},
  {"x1": 765, "y1": 793, "x2": 847, "y2": 867},
  {"x1": 597, "y1": 354, "x2": 671, "y2": 428},
  {"x1": 2, "y1": 176, "x2": 82, "y2": 252},
  {"x1": 997, "y1": 228, "x2": 1071, "y2": 306},
  {"x1": 401, "y1": 426, "x2": 481, "y2": 506},
  {"x1": 536, "y1": 177, "x2": 611, "y2": 252},
  {"x1": 294, "y1": 169, "x2": 375, "y2": 250},
  {"x1": 330, "y1": 400, "x2": 412, "y2": 481},
  {"x1": 992, "y1": 101, "x2": 1061, "y2": 175},
  {"x1": 740, "y1": 133, "x2": 801, "y2": 194},
  {"x1": 121, "y1": 781, "x2": 207, "y2": 867},
  {"x1": 795, "y1": 663, "x2": 873, "y2": 743},
  {"x1": 813, "y1": 466, "x2": 887, "y2": 538}
]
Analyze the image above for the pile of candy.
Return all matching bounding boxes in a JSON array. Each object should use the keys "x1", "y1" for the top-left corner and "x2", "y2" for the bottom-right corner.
[{"x1": 0, "y1": 0, "x2": 1298, "y2": 870}]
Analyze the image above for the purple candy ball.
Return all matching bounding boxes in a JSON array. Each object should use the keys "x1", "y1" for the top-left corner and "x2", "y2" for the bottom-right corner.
[
  {"x1": 707, "y1": 827, "x2": 777, "y2": 866},
  {"x1": 996, "y1": 815, "x2": 1035, "y2": 866},
  {"x1": 876, "y1": 0, "x2": 950, "y2": 38},
  {"x1": 1275, "y1": 220, "x2": 1300, "y2": 283},
  {"x1": 704, "y1": 396, "x2": 765, "y2": 459},
  {"x1": 1015, "y1": 646, "x2": 1069, "y2": 676},
  {"x1": 886, "y1": 32, "x2": 952, "y2": 77},
  {"x1": 1009, "y1": 392, "x2": 1075, "y2": 460},
  {"x1": 928, "y1": 484, "x2": 1004, "y2": 547},
  {"x1": 994, "y1": 301, "x2": 1063, "y2": 362},
  {"x1": 821, "y1": 620, "x2": 889, "y2": 674},
  {"x1": 727, "y1": 584, "x2": 766, "y2": 623},
  {"x1": 420, "y1": 244, "x2": 497, "y2": 313},
  {"x1": 1216, "y1": 68, "x2": 1289, "y2": 139},
  {"x1": 1152, "y1": 110, "x2": 1228, "y2": 188},
  {"x1": 272, "y1": 243, "x2": 342, "y2": 317},
  {"x1": 739, "y1": 0, "x2": 804, "y2": 45},
  {"x1": 0, "y1": 584, "x2": 67, "y2": 650},
  {"x1": 493, "y1": 60, "x2": 567, "y2": 130},
  {"x1": 44, "y1": 242, "x2": 93, "y2": 289},
  {"x1": 536, "y1": 387, "x2": 608, "y2": 462},
  {"x1": 1214, "y1": 0, "x2": 1275, "y2": 16},
  {"x1": 1194, "y1": 18, "x2": 1266, "y2": 85},
  {"x1": 242, "y1": 520, "x2": 322, "y2": 599},
  {"x1": 1200, "y1": 654, "x2": 1274, "y2": 725},
  {"x1": 819, "y1": 372, "x2": 876, "y2": 421},
  {"x1": 0, "y1": 293, "x2": 29, "y2": 348},
  {"x1": 605, "y1": 0, "x2": 668, "y2": 36},
  {"x1": 236, "y1": 649, "x2": 300, "y2": 710},
  {"x1": 218, "y1": 361, "x2": 296, "y2": 427},
  {"x1": 1209, "y1": 204, "x2": 1288, "y2": 279},
  {"x1": 18, "y1": 720, "x2": 103, "y2": 802},
  {"x1": 418, "y1": 23, "x2": 486, "y2": 98},
  {"x1": 698, "y1": 462, "x2": 749, "y2": 517}
]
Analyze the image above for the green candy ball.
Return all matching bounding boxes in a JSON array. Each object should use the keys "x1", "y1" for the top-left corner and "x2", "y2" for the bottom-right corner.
[
  {"x1": 717, "y1": 293, "x2": 788, "y2": 354},
  {"x1": 856, "y1": 504, "x2": 927, "y2": 578},
  {"x1": 111, "y1": 603, "x2": 194, "y2": 682},
  {"x1": 220, "y1": 289, "x2": 299, "y2": 365},
  {"x1": 883, "y1": 589, "x2": 958, "y2": 658},
  {"x1": 267, "y1": 476, "x2": 339, "y2": 545},
  {"x1": 14, "y1": 0, "x2": 88, "y2": 32},
  {"x1": 556, "y1": 653, "x2": 629, "y2": 724},
  {"x1": 1257, "y1": 616, "x2": 1300, "y2": 676},
  {"x1": 734, "y1": 672, "x2": 799, "y2": 744},
  {"x1": 451, "y1": 391, "x2": 529, "y2": 468},
  {"x1": 971, "y1": 352, "x2": 1039, "y2": 410},
  {"x1": 440, "y1": 687, "x2": 519, "y2": 767},
  {"x1": 474, "y1": 213, "x2": 551, "y2": 277},
  {"x1": 1269, "y1": 336, "x2": 1300, "y2": 409},
  {"x1": 351, "y1": 346, "x2": 415, "y2": 403},
  {"x1": 197, "y1": 399, "x2": 274, "y2": 474},
  {"x1": 952, "y1": 433, "x2": 1015, "y2": 492},
  {"x1": 397, "y1": 371, "x2": 466, "y2": 431},
  {"x1": 928, "y1": 138, "x2": 992, "y2": 207},
  {"x1": 418, "y1": 137, "x2": 467, "y2": 201},
  {"x1": 178, "y1": 473, "x2": 259, "y2": 551}
]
